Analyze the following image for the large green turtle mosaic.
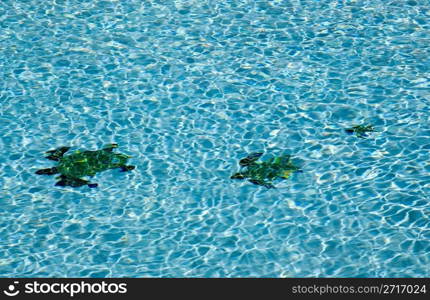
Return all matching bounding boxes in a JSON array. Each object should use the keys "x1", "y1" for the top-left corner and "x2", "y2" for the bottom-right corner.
[
  {"x1": 35, "y1": 143, "x2": 135, "y2": 188},
  {"x1": 231, "y1": 152, "x2": 301, "y2": 189}
]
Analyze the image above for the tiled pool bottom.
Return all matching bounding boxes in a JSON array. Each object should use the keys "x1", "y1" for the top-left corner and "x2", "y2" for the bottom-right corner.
[{"x1": 1, "y1": 0, "x2": 430, "y2": 277}]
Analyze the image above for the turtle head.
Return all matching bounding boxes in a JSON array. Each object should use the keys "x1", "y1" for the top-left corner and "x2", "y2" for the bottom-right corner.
[{"x1": 115, "y1": 153, "x2": 132, "y2": 161}]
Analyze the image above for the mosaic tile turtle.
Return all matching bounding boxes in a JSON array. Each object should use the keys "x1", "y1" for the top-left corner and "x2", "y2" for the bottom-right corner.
[
  {"x1": 35, "y1": 144, "x2": 135, "y2": 188},
  {"x1": 345, "y1": 124, "x2": 375, "y2": 138},
  {"x1": 231, "y1": 152, "x2": 301, "y2": 189}
]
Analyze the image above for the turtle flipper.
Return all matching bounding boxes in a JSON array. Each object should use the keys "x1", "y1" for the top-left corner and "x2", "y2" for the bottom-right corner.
[
  {"x1": 345, "y1": 128, "x2": 354, "y2": 135},
  {"x1": 35, "y1": 167, "x2": 59, "y2": 175},
  {"x1": 249, "y1": 179, "x2": 275, "y2": 189},
  {"x1": 120, "y1": 165, "x2": 135, "y2": 172},
  {"x1": 103, "y1": 143, "x2": 119, "y2": 152},
  {"x1": 45, "y1": 147, "x2": 70, "y2": 161},
  {"x1": 55, "y1": 175, "x2": 93, "y2": 187},
  {"x1": 239, "y1": 152, "x2": 263, "y2": 166}
]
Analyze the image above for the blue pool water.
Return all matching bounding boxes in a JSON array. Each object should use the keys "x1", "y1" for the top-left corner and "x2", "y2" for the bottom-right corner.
[{"x1": 1, "y1": 0, "x2": 430, "y2": 277}]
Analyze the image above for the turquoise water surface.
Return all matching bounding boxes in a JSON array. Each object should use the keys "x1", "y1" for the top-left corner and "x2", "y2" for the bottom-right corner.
[{"x1": 1, "y1": 0, "x2": 430, "y2": 277}]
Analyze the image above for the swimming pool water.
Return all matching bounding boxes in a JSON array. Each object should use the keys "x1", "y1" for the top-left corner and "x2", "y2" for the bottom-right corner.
[{"x1": 1, "y1": 0, "x2": 430, "y2": 277}]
